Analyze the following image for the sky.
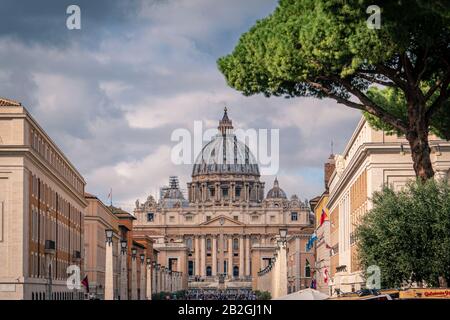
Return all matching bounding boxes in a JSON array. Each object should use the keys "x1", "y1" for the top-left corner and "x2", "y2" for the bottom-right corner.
[{"x1": 0, "y1": 0, "x2": 361, "y2": 211}]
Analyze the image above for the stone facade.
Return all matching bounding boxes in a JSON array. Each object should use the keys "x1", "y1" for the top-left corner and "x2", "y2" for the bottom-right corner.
[
  {"x1": 0, "y1": 98, "x2": 86, "y2": 300},
  {"x1": 327, "y1": 117, "x2": 450, "y2": 295},
  {"x1": 133, "y1": 109, "x2": 314, "y2": 291}
]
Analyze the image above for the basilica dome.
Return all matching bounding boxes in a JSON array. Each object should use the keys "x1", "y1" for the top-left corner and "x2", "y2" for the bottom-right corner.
[
  {"x1": 192, "y1": 108, "x2": 260, "y2": 177},
  {"x1": 266, "y1": 178, "x2": 287, "y2": 199}
]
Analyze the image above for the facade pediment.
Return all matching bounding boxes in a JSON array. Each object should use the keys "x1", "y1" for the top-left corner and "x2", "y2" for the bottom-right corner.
[{"x1": 199, "y1": 215, "x2": 244, "y2": 227}]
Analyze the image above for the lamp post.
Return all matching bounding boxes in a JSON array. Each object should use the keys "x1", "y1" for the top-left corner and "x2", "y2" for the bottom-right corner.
[
  {"x1": 275, "y1": 228, "x2": 288, "y2": 298},
  {"x1": 104, "y1": 229, "x2": 114, "y2": 300},
  {"x1": 119, "y1": 240, "x2": 128, "y2": 300}
]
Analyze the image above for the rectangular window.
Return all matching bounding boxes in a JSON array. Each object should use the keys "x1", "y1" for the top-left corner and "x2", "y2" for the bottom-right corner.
[
  {"x1": 147, "y1": 213, "x2": 154, "y2": 222},
  {"x1": 185, "y1": 215, "x2": 193, "y2": 222},
  {"x1": 233, "y1": 216, "x2": 238, "y2": 221},
  {"x1": 206, "y1": 216, "x2": 211, "y2": 221},
  {"x1": 291, "y1": 212, "x2": 298, "y2": 221},
  {"x1": 169, "y1": 216, "x2": 175, "y2": 222}
]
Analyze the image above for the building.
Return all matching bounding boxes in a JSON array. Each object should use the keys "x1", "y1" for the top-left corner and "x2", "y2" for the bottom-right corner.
[
  {"x1": 84, "y1": 193, "x2": 120, "y2": 299},
  {"x1": 286, "y1": 231, "x2": 315, "y2": 293},
  {"x1": 327, "y1": 117, "x2": 450, "y2": 295},
  {"x1": 0, "y1": 97, "x2": 87, "y2": 300},
  {"x1": 133, "y1": 108, "x2": 314, "y2": 293},
  {"x1": 309, "y1": 154, "x2": 335, "y2": 295}
]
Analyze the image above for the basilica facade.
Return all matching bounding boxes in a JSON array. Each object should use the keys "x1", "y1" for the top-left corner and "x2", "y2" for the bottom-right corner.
[{"x1": 133, "y1": 109, "x2": 314, "y2": 290}]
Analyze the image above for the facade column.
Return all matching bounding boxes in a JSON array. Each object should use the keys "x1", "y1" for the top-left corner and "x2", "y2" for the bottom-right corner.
[
  {"x1": 215, "y1": 182, "x2": 220, "y2": 201},
  {"x1": 218, "y1": 233, "x2": 224, "y2": 274},
  {"x1": 146, "y1": 263, "x2": 152, "y2": 300},
  {"x1": 195, "y1": 236, "x2": 200, "y2": 276},
  {"x1": 239, "y1": 236, "x2": 245, "y2": 277},
  {"x1": 105, "y1": 239, "x2": 114, "y2": 300},
  {"x1": 152, "y1": 265, "x2": 156, "y2": 294},
  {"x1": 131, "y1": 256, "x2": 138, "y2": 300},
  {"x1": 245, "y1": 236, "x2": 251, "y2": 276},
  {"x1": 200, "y1": 235, "x2": 206, "y2": 277},
  {"x1": 120, "y1": 250, "x2": 128, "y2": 300},
  {"x1": 211, "y1": 235, "x2": 217, "y2": 276},
  {"x1": 227, "y1": 235, "x2": 233, "y2": 277},
  {"x1": 140, "y1": 260, "x2": 146, "y2": 300},
  {"x1": 160, "y1": 268, "x2": 165, "y2": 293},
  {"x1": 231, "y1": 182, "x2": 235, "y2": 202}
]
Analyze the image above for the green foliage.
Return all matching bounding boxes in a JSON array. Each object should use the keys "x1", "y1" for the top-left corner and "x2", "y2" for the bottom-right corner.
[
  {"x1": 364, "y1": 87, "x2": 450, "y2": 140},
  {"x1": 254, "y1": 290, "x2": 272, "y2": 300},
  {"x1": 356, "y1": 179, "x2": 450, "y2": 288},
  {"x1": 218, "y1": 0, "x2": 449, "y2": 98}
]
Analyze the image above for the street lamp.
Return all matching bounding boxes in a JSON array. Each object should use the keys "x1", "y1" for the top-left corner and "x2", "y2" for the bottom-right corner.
[
  {"x1": 146, "y1": 257, "x2": 152, "y2": 266},
  {"x1": 105, "y1": 229, "x2": 113, "y2": 244},
  {"x1": 140, "y1": 254, "x2": 145, "y2": 264},
  {"x1": 278, "y1": 228, "x2": 288, "y2": 247},
  {"x1": 120, "y1": 240, "x2": 127, "y2": 254},
  {"x1": 131, "y1": 248, "x2": 137, "y2": 259}
]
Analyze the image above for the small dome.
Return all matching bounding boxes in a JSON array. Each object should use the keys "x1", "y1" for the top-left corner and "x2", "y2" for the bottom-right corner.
[{"x1": 266, "y1": 178, "x2": 287, "y2": 199}]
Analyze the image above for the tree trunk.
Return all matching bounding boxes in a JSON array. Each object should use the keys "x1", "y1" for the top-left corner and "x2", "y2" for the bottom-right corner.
[{"x1": 406, "y1": 97, "x2": 435, "y2": 181}]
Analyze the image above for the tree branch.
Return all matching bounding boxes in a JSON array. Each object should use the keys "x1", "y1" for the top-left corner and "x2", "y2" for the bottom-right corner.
[
  {"x1": 356, "y1": 74, "x2": 396, "y2": 87},
  {"x1": 425, "y1": 75, "x2": 450, "y2": 120},
  {"x1": 338, "y1": 78, "x2": 409, "y2": 133}
]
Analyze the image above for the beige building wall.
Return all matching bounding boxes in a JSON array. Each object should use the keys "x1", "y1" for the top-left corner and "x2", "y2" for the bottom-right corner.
[
  {"x1": 84, "y1": 194, "x2": 120, "y2": 299},
  {"x1": 0, "y1": 98, "x2": 87, "y2": 300},
  {"x1": 328, "y1": 117, "x2": 450, "y2": 295}
]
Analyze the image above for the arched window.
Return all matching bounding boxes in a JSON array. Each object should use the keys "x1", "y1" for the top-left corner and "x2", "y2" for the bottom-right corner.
[
  {"x1": 305, "y1": 260, "x2": 311, "y2": 278},
  {"x1": 233, "y1": 266, "x2": 239, "y2": 277},
  {"x1": 206, "y1": 266, "x2": 212, "y2": 276}
]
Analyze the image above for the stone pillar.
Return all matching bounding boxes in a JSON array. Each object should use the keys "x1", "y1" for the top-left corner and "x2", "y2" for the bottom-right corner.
[
  {"x1": 152, "y1": 265, "x2": 156, "y2": 294},
  {"x1": 160, "y1": 268, "x2": 165, "y2": 293},
  {"x1": 218, "y1": 233, "x2": 224, "y2": 274},
  {"x1": 227, "y1": 236, "x2": 233, "y2": 277},
  {"x1": 231, "y1": 182, "x2": 235, "y2": 202},
  {"x1": 105, "y1": 240, "x2": 114, "y2": 300},
  {"x1": 239, "y1": 236, "x2": 245, "y2": 277},
  {"x1": 215, "y1": 182, "x2": 220, "y2": 201},
  {"x1": 146, "y1": 264, "x2": 152, "y2": 300},
  {"x1": 140, "y1": 261, "x2": 146, "y2": 300},
  {"x1": 212, "y1": 235, "x2": 217, "y2": 276},
  {"x1": 278, "y1": 243, "x2": 288, "y2": 298},
  {"x1": 131, "y1": 256, "x2": 138, "y2": 300},
  {"x1": 195, "y1": 236, "x2": 200, "y2": 276},
  {"x1": 120, "y1": 251, "x2": 128, "y2": 300},
  {"x1": 245, "y1": 236, "x2": 251, "y2": 276},
  {"x1": 200, "y1": 235, "x2": 206, "y2": 277}
]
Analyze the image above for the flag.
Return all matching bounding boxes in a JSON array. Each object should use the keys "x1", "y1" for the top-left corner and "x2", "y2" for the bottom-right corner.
[
  {"x1": 306, "y1": 232, "x2": 318, "y2": 252},
  {"x1": 323, "y1": 268, "x2": 329, "y2": 283},
  {"x1": 107, "y1": 188, "x2": 112, "y2": 200},
  {"x1": 319, "y1": 208, "x2": 328, "y2": 226},
  {"x1": 81, "y1": 275, "x2": 89, "y2": 293}
]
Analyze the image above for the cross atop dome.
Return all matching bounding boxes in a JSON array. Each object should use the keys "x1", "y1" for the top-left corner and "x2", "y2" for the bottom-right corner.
[{"x1": 218, "y1": 106, "x2": 233, "y2": 135}]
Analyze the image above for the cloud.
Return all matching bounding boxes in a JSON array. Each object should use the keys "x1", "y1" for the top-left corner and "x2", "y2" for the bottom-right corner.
[{"x1": 0, "y1": 0, "x2": 363, "y2": 209}]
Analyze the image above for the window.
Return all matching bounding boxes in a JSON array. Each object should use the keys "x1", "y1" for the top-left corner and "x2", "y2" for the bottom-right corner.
[
  {"x1": 251, "y1": 215, "x2": 259, "y2": 222},
  {"x1": 146, "y1": 213, "x2": 154, "y2": 222},
  {"x1": 233, "y1": 216, "x2": 239, "y2": 221},
  {"x1": 291, "y1": 212, "x2": 298, "y2": 221},
  {"x1": 206, "y1": 266, "x2": 212, "y2": 277},
  {"x1": 222, "y1": 188, "x2": 229, "y2": 198},
  {"x1": 186, "y1": 238, "x2": 193, "y2": 250},
  {"x1": 169, "y1": 216, "x2": 175, "y2": 222},
  {"x1": 233, "y1": 238, "x2": 239, "y2": 250},
  {"x1": 206, "y1": 216, "x2": 211, "y2": 221},
  {"x1": 235, "y1": 187, "x2": 241, "y2": 197},
  {"x1": 209, "y1": 188, "x2": 215, "y2": 197},
  {"x1": 185, "y1": 215, "x2": 193, "y2": 222},
  {"x1": 188, "y1": 261, "x2": 194, "y2": 276},
  {"x1": 270, "y1": 215, "x2": 275, "y2": 222},
  {"x1": 305, "y1": 260, "x2": 311, "y2": 278},
  {"x1": 206, "y1": 238, "x2": 212, "y2": 251},
  {"x1": 233, "y1": 266, "x2": 239, "y2": 277}
]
